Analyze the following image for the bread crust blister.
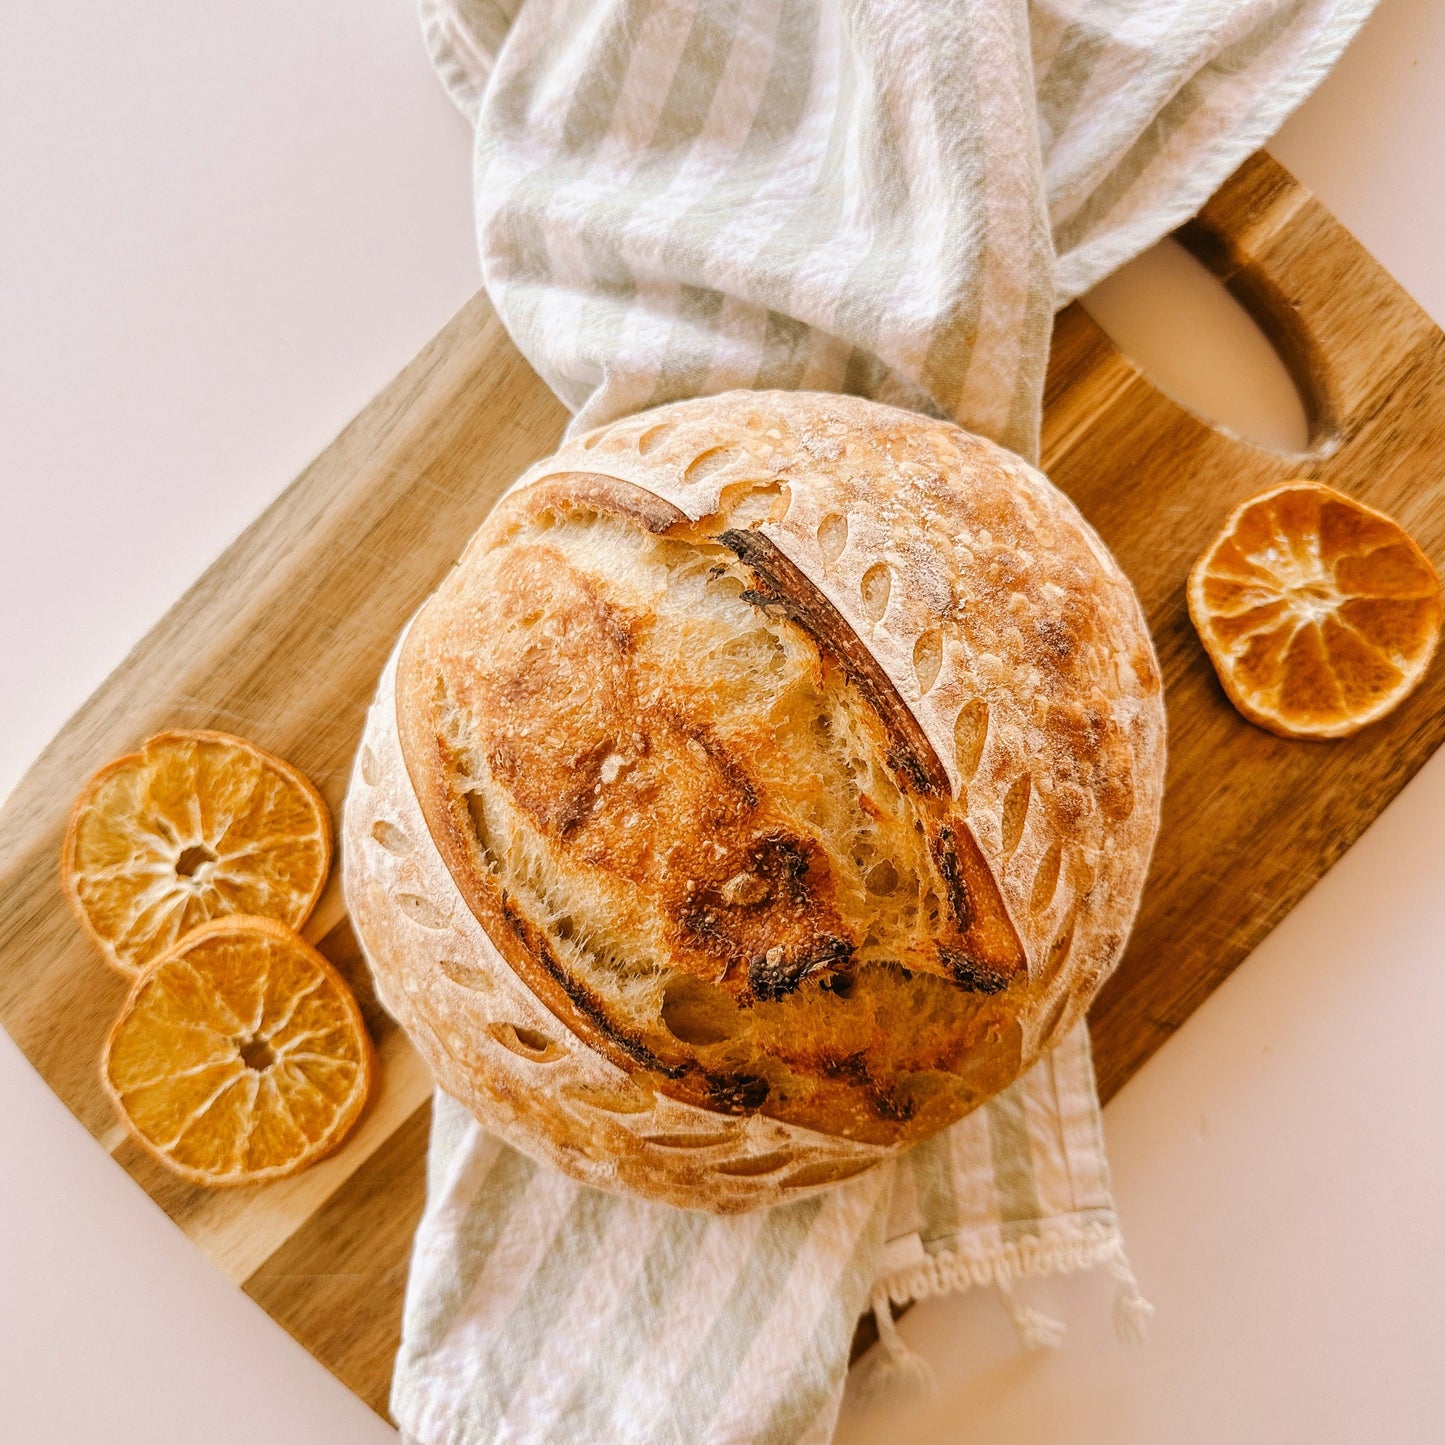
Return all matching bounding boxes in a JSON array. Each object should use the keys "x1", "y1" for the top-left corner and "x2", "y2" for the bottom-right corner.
[{"x1": 343, "y1": 391, "x2": 1165, "y2": 1211}]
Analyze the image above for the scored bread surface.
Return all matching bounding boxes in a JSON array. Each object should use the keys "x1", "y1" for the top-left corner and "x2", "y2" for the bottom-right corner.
[{"x1": 343, "y1": 390, "x2": 1166, "y2": 1211}]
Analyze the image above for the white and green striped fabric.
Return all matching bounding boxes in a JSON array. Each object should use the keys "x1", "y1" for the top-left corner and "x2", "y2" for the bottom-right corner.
[
  {"x1": 396, "y1": 2, "x2": 1375, "y2": 1440},
  {"x1": 394, "y1": 1026, "x2": 1127, "y2": 1444}
]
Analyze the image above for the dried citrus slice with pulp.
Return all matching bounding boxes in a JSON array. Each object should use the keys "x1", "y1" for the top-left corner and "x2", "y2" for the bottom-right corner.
[
  {"x1": 63, "y1": 729, "x2": 331, "y2": 974},
  {"x1": 1188, "y1": 481, "x2": 1442, "y2": 738},
  {"x1": 102, "y1": 916, "x2": 374, "y2": 1185}
]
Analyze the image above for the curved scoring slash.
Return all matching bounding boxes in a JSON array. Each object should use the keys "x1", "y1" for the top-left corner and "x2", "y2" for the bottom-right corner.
[
  {"x1": 394, "y1": 892, "x2": 449, "y2": 929},
  {"x1": 717, "y1": 528, "x2": 950, "y2": 797},
  {"x1": 817, "y1": 512, "x2": 848, "y2": 564},
  {"x1": 561, "y1": 1082, "x2": 654, "y2": 1115},
  {"x1": 371, "y1": 820, "x2": 412, "y2": 854},
  {"x1": 437, "y1": 957, "x2": 493, "y2": 992},
  {"x1": 713, "y1": 1151, "x2": 793, "y2": 1177},
  {"x1": 782, "y1": 1156, "x2": 879, "y2": 1189},
  {"x1": 860, "y1": 562, "x2": 892, "y2": 623},
  {"x1": 640, "y1": 1131, "x2": 738, "y2": 1150},
  {"x1": 486, "y1": 1020, "x2": 566, "y2": 1062}
]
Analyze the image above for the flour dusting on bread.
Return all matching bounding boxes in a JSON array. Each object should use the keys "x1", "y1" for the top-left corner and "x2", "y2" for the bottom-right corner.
[{"x1": 344, "y1": 390, "x2": 1166, "y2": 1209}]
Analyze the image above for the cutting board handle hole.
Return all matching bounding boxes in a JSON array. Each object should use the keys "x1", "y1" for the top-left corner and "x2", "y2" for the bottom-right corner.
[{"x1": 1080, "y1": 236, "x2": 1319, "y2": 457}]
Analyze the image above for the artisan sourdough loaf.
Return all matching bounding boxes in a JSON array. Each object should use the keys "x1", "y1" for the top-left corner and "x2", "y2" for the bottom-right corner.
[{"x1": 343, "y1": 391, "x2": 1165, "y2": 1211}]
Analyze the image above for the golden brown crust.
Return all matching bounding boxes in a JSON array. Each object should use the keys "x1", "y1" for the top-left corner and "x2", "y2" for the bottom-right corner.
[
  {"x1": 533, "y1": 393, "x2": 1165, "y2": 1037},
  {"x1": 344, "y1": 648, "x2": 895, "y2": 1211},
  {"x1": 397, "y1": 485, "x2": 1032, "y2": 1145},
  {"x1": 346, "y1": 391, "x2": 1166, "y2": 1208},
  {"x1": 712, "y1": 526, "x2": 952, "y2": 799}
]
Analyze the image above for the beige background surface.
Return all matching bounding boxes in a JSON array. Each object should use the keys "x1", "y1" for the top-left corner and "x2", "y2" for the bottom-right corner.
[{"x1": 2, "y1": 2, "x2": 1443, "y2": 1440}]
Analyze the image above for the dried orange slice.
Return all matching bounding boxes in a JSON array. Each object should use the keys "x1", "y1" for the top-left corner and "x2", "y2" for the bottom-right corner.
[
  {"x1": 102, "y1": 916, "x2": 374, "y2": 1186},
  {"x1": 63, "y1": 730, "x2": 331, "y2": 974},
  {"x1": 1188, "y1": 481, "x2": 1442, "y2": 738}
]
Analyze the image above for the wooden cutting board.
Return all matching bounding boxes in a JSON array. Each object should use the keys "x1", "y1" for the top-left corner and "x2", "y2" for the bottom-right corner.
[{"x1": 2, "y1": 151, "x2": 1443, "y2": 1421}]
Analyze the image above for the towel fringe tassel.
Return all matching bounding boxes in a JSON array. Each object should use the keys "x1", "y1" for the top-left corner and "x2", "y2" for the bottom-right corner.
[
  {"x1": 1104, "y1": 1241, "x2": 1154, "y2": 1344},
  {"x1": 996, "y1": 1278, "x2": 1067, "y2": 1350},
  {"x1": 860, "y1": 1222, "x2": 1154, "y2": 1395},
  {"x1": 857, "y1": 1285, "x2": 938, "y2": 1406}
]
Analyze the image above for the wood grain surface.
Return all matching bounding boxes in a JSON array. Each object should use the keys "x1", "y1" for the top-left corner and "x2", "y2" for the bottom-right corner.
[{"x1": 1, "y1": 152, "x2": 1442, "y2": 1421}]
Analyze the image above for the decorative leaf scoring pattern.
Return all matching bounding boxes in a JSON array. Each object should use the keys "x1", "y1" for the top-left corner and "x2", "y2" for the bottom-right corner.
[
  {"x1": 780, "y1": 1156, "x2": 878, "y2": 1189},
  {"x1": 487, "y1": 1020, "x2": 565, "y2": 1062},
  {"x1": 953, "y1": 698, "x2": 990, "y2": 780},
  {"x1": 714, "y1": 1152, "x2": 792, "y2": 1177},
  {"x1": 913, "y1": 628, "x2": 943, "y2": 696},
  {"x1": 1045, "y1": 912, "x2": 1077, "y2": 979},
  {"x1": 683, "y1": 446, "x2": 738, "y2": 485},
  {"x1": 859, "y1": 561, "x2": 891, "y2": 622},
  {"x1": 561, "y1": 1082, "x2": 655, "y2": 1115},
  {"x1": 1036, "y1": 987, "x2": 1070, "y2": 1046},
  {"x1": 371, "y1": 819, "x2": 412, "y2": 853},
  {"x1": 437, "y1": 957, "x2": 495, "y2": 992},
  {"x1": 770, "y1": 480, "x2": 793, "y2": 523},
  {"x1": 642, "y1": 1130, "x2": 739, "y2": 1149},
  {"x1": 395, "y1": 892, "x2": 449, "y2": 929},
  {"x1": 817, "y1": 511, "x2": 848, "y2": 564},
  {"x1": 637, "y1": 423, "x2": 676, "y2": 455},
  {"x1": 1030, "y1": 842, "x2": 1062, "y2": 915},
  {"x1": 1001, "y1": 773, "x2": 1032, "y2": 855},
  {"x1": 359, "y1": 745, "x2": 380, "y2": 787}
]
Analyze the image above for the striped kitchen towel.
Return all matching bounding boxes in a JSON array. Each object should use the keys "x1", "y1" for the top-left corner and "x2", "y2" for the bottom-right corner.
[
  {"x1": 394, "y1": 1026, "x2": 1128, "y2": 1445},
  {"x1": 394, "y1": 2, "x2": 1376, "y2": 1441}
]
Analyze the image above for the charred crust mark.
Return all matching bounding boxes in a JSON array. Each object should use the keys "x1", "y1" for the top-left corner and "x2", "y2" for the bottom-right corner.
[
  {"x1": 705, "y1": 1072, "x2": 771, "y2": 1114},
  {"x1": 681, "y1": 723, "x2": 759, "y2": 809},
  {"x1": 500, "y1": 894, "x2": 782, "y2": 1114},
  {"x1": 497, "y1": 893, "x2": 682, "y2": 1077},
  {"x1": 926, "y1": 819, "x2": 1028, "y2": 990},
  {"x1": 717, "y1": 528, "x2": 949, "y2": 798},
  {"x1": 745, "y1": 951, "x2": 792, "y2": 1003},
  {"x1": 677, "y1": 902, "x2": 729, "y2": 953},
  {"x1": 550, "y1": 794, "x2": 593, "y2": 839},
  {"x1": 809, "y1": 934, "x2": 856, "y2": 969},
  {"x1": 887, "y1": 744, "x2": 934, "y2": 796},
  {"x1": 876, "y1": 1093, "x2": 917, "y2": 1124},
  {"x1": 746, "y1": 934, "x2": 854, "y2": 1002},
  {"x1": 931, "y1": 825, "x2": 973, "y2": 931},
  {"x1": 937, "y1": 945, "x2": 1012, "y2": 995},
  {"x1": 820, "y1": 1051, "x2": 870, "y2": 1086},
  {"x1": 676, "y1": 829, "x2": 850, "y2": 991},
  {"x1": 819, "y1": 1051, "x2": 916, "y2": 1123},
  {"x1": 546, "y1": 737, "x2": 617, "y2": 838},
  {"x1": 751, "y1": 831, "x2": 810, "y2": 882}
]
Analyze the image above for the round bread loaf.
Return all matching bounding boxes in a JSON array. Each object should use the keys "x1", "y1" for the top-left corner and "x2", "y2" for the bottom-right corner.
[{"x1": 342, "y1": 390, "x2": 1165, "y2": 1211}]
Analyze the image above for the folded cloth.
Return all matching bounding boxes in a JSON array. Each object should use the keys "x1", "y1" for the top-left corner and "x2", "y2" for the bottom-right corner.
[
  {"x1": 395, "y1": 2, "x2": 1375, "y2": 1440},
  {"x1": 395, "y1": 1027, "x2": 1128, "y2": 1445}
]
